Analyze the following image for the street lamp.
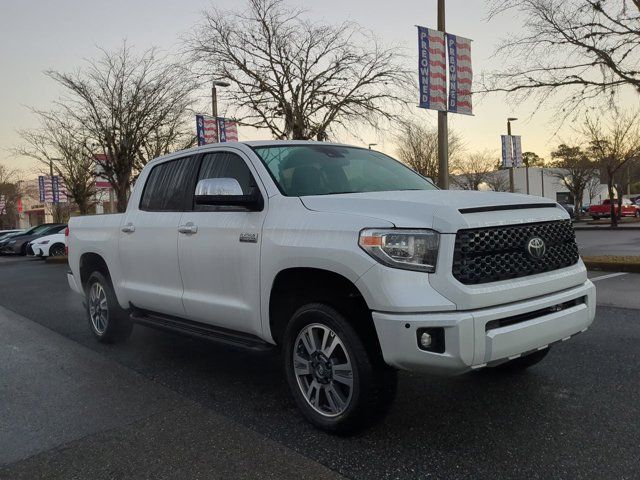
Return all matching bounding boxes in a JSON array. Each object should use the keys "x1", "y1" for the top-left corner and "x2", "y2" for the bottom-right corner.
[
  {"x1": 507, "y1": 117, "x2": 518, "y2": 193},
  {"x1": 368, "y1": 143, "x2": 378, "y2": 150},
  {"x1": 211, "y1": 80, "x2": 230, "y2": 118}
]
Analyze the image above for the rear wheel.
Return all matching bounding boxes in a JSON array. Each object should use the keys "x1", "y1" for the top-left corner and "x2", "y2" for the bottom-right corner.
[
  {"x1": 49, "y1": 243, "x2": 65, "y2": 257},
  {"x1": 490, "y1": 348, "x2": 550, "y2": 372},
  {"x1": 283, "y1": 303, "x2": 397, "y2": 435},
  {"x1": 86, "y1": 271, "x2": 132, "y2": 343}
]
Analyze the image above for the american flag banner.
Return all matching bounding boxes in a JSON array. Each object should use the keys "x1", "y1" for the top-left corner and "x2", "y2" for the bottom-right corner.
[
  {"x1": 196, "y1": 115, "x2": 239, "y2": 145},
  {"x1": 417, "y1": 26, "x2": 447, "y2": 111},
  {"x1": 38, "y1": 175, "x2": 69, "y2": 204},
  {"x1": 0, "y1": 195, "x2": 6, "y2": 215},
  {"x1": 446, "y1": 34, "x2": 473, "y2": 115}
]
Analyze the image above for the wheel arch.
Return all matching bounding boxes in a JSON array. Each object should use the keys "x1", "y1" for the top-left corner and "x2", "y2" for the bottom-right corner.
[{"x1": 268, "y1": 267, "x2": 382, "y2": 356}]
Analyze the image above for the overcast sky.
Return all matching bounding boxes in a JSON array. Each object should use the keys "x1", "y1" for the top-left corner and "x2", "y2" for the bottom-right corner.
[{"x1": 0, "y1": 0, "x2": 576, "y2": 173}]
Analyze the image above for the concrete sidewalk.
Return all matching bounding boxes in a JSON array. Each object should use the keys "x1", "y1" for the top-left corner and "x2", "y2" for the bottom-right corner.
[{"x1": 0, "y1": 306, "x2": 342, "y2": 479}]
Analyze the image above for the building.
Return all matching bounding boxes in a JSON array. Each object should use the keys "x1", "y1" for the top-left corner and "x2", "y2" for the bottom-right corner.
[{"x1": 454, "y1": 167, "x2": 609, "y2": 206}]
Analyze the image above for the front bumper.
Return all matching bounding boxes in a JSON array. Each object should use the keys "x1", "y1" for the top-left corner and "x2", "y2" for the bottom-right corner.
[{"x1": 372, "y1": 280, "x2": 595, "y2": 375}]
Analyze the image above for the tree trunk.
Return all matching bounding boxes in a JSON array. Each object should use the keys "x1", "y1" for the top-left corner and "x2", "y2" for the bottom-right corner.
[{"x1": 116, "y1": 187, "x2": 129, "y2": 213}]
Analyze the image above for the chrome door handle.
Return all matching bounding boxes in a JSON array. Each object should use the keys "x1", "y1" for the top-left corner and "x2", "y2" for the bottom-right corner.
[
  {"x1": 121, "y1": 223, "x2": 135, "y2": 233},
  {"x1": 178, "y1": 223, "x2": 198, "y2": 234}
]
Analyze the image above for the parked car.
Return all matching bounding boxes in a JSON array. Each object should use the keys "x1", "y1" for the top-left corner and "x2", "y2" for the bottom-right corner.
[
  {"x1": 66, "y1": 141, "x2": 595, "y2": 434},
  {"x1": 1, "y1": 223, "x2": 66, "y2": 255},
  {"x1": 0, "y1": 229, "x2": 24, "y2": 242},
  {"x1": 588, "y1": 198, "x2": 639, "y2": 220},
  {"x1": 559, "y1": 203, "x2": 575, "y2": 218},
  {"x1": 28, "y1": 232, "x2": 67, "y2": 258}
]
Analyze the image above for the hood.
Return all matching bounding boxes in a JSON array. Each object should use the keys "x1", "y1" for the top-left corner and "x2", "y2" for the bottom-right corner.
[{"x1": 300, "y1": 190, "x2": 569, "y2": 232}]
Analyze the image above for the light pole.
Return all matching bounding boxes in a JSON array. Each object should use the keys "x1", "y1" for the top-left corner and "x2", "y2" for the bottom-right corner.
[
  {"x1": 507, "y1": 117, "x2": 518, "y2": 193},
  {"x1": 437, "y1": 0, "x2": 449, "y2": 190},
  {"x1": 368, "y1": 143, "x2": 377, "y2": 150},
  {"x1": 211, "y1": 80, "x2": 230, "y2": 118}
]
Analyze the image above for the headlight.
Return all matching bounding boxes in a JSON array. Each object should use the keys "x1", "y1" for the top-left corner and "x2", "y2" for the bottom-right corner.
[{"x1": 359, "y1": 229, "x2": 439, "y2": 272}]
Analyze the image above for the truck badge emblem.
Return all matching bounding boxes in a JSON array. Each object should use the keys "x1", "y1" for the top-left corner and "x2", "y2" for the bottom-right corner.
[
  {"x1": 526, "y1": 237, "x2": 546, "y2": 259},
  {"x1": 239, "y1": 232, "x2": 258, "y2": 243}
]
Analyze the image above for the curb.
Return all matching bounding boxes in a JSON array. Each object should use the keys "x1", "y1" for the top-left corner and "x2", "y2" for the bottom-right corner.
[
  {"x1": 583, "y1": 256, "x2": 640, "y2": 273},
  {"x1": 574, "y1": 226, "x2": 640, "y2": 231},
  {"x1": 45, "y1": 256, "x2": 68, "y2": 264}
]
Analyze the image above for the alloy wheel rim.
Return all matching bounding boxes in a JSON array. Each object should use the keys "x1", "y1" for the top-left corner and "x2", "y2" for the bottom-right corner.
[
  {"x1": 293, "y1": 323, "x2": 353, "y2": 417},
  {"x1": 88, "y1": 282, "x2": 108, "y2": 334},
  {"x1": 50, "y1": 245, "x2": 64, "y2": 256}
]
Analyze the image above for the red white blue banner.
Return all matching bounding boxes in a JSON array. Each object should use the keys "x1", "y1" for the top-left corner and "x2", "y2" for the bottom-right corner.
[
  {"x1": 417, "y1": 26, "x2": 447, "y2": 111},
  {"x1": 446, "y1": 34, "x2": 473, "y2": 115},
  {"x1": 196, "y1": 115, "x2": 239, "y2": 145},
  {"x1": 38, "y1": 175, "x2": 68, "y2": 204},
  {"x1": 501, "y1": 135, "x2": 523, "y2": 167}
]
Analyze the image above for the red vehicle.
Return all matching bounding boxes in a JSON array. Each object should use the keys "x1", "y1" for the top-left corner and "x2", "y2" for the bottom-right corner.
[{"x1": 589, "y1": 198, "x2": 639, "y2": 220}]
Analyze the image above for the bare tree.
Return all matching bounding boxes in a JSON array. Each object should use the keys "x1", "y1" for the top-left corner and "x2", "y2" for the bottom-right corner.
[
  {"x1": 483, "y1": 0, "x2": 640, "y2": 116},
  {"x1": 186, "y1": 0, "x2": 411, "y2": 141},
  {"x1": 45, "y1": 43, "x2": 197, "y2": 212},
  {"x1": 395, "y1": 119, "x2": 464, "y2": 180},
  {"x1": 451, "y1": 150, "x2": 498, "y2": 190},
  {"x1": 0, "y1": 165, "x2": 21, "y2": 229},
  {"x1": 583, "y1": 111, "x2": 640, "y2": 226},
  {"x1": 548, "y1": 144, "x2": 599, "y2": 220},
  {"x1": 585, "y1": 175, "x2": 603, "y2": 206},
  {"x1": 16, "y1": 112, "x2": 97, "y2": 215},
  {"x1": 485, "y1": 171, "x2": 511, "y2": 192}
]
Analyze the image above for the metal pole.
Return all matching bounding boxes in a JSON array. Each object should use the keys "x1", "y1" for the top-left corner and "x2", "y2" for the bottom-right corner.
[
  {"x1": 437, "y1": 0, "x2": 449, "y2": 189},
  {"x1": 507, "y1": 120, "x2": 514, "y2": 193},
  {"x1": 541, "y1": 169, "x2": 545, "y2": 197},
  {"x1": 525, "y1": 163, "x2": 530, "y2": 195},
  {"x1": 211, "y1": 84, "x2": 218, "y2": 118}
]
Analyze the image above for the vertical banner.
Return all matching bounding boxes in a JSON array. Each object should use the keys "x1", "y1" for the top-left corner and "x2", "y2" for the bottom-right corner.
[
  {"x1": 217, "y1": 117, "x2": 227, "y2": 143},
  {"x1": 51, "y1": 175, "x2": 60, "y2": 204},
  {"x1": 446, "y1": 34, "x2": 473, "y2": 115},
  {"x1": 512, "y1": 136, "x2": 523, "y2": 167},
  {"x1": 501, "y1": 135, "x2": 513, "y2": 168},
  {"x1": 38, "y1": 176, "x2": 46, "y2": 203},
  {"x1": 196, "y1": 115, "x2": 207, "y2": 146},
  {"x1": 195, "y1": 115, "x2": 239, "y2": 145},
  {"x1": 0, "y1": 195, "x2": 5, "y2": 214},
  {"x1": 417, "y1": 26, "x2": 447, "y2": 111}
]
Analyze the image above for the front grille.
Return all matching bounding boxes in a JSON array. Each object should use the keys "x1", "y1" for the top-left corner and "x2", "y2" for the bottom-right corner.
[{"x1": 453, "y1": 220, "x2": 579, "y2": 285}]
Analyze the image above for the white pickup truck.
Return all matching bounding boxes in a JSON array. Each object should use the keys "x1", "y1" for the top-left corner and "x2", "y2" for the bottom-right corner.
[{"x1": 67, "y1": 141, "x2": 595, "y2": 433}]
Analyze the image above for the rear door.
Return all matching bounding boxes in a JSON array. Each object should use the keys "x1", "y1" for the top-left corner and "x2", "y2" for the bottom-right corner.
[
  {"x1": 177, "y1": 150, "x2": 267, "y2": 335},
  {"x1": 119, "y1": 155, "x2": 199, "y2": 317}
]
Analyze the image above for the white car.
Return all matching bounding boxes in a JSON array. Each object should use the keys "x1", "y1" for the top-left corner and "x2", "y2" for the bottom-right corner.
[
  {"x1": 28, "y1": 232, "x2": 66, "y2": 257},
  {"x1": 66, "y1": 141, "x2": 596, "y2": 434}
]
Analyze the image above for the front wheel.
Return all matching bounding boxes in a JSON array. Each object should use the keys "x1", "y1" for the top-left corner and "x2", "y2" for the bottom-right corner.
[
  {"x1": 48, "y1": 243, "x2": 66, "y2": 257},
  {"x1": 283, "y1": 303, "x2": 397, "y2": 435},
  {"x1": 86, "y1": 271, "x2": 132, "y2": 343}
]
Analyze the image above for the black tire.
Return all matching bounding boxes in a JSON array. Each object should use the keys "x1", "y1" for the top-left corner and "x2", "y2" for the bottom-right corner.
[
  {"x1": 85, "y1": 271, "x2": 132, "y2": 343},
  {"x1": 283, "y1": 303, "x2": 397, "y2": 435},
  {"x1": 49, "y1": 243, "x2": 65, "y2": 257},
  {"x1": 591, "y1": 216, "x2": 599, "y2": 221},
  {"x1": 490, "y1": 348, "x2": 550, "y2": 372}
]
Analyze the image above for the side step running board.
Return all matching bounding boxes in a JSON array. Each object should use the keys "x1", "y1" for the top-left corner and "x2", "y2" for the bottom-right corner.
[{"x1": 130, "y1": 309, "x2": 273, "y2": 352}]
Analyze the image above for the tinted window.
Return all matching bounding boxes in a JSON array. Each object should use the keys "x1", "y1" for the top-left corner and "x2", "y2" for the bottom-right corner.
[
  {"x1": 253, "y1": 145, "x2": 436, "y2": 196},
  {"x1": 140, "y1": 157, "x2": 194, "y2": 211},
  {"x1": 197, "y1": 152, "x2": 255, "y2": 195}
]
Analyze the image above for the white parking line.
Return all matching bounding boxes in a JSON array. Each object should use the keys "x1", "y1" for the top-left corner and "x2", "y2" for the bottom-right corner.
[{"x1": 590, "y1": 272, "x2": 628, "y2": 282}]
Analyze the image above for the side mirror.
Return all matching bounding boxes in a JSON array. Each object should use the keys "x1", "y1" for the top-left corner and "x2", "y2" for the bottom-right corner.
[{"x1": 194, "y1": 178, "x2": 262, "y2": 210}]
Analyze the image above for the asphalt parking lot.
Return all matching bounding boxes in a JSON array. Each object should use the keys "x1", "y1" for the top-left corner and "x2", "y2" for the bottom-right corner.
[{"x1": 1, "y1": 257, "x2": 639, "y2": 479}]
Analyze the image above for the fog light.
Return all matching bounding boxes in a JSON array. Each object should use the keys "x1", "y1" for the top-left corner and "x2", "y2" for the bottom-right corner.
[
  {"x1": 416, "y1": 327, "x2": 445, "y2": 353},
  {"x1": 419, "y1": 332, "x2": 432, "y2": 348}
]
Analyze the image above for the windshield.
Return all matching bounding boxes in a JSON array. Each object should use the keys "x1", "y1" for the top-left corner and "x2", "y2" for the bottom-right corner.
[{"x1": 253, "y1": 145, "x2": 436, "y2": 196}]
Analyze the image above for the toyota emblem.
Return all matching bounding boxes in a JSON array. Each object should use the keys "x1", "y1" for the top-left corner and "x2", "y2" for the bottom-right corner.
[{"x1": 526, "y1": 237, "x2": 546, "y2": 259}]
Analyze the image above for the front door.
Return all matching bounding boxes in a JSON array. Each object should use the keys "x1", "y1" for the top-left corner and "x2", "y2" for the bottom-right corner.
[
  {"x1": 119, "y1": 155, "x2": 198, "y2": 317},
  {"x1": 178, "y1": 150, "x2": 267, "y2": 335}
]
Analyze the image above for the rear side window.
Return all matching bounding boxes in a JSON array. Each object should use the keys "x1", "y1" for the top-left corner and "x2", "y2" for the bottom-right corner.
[
  {"x1": 197, "y1": 152, "x2": 255, "y2": 195},
  {"x1": 140, "y1": 156, "x2": 195, "y2": 211}
]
